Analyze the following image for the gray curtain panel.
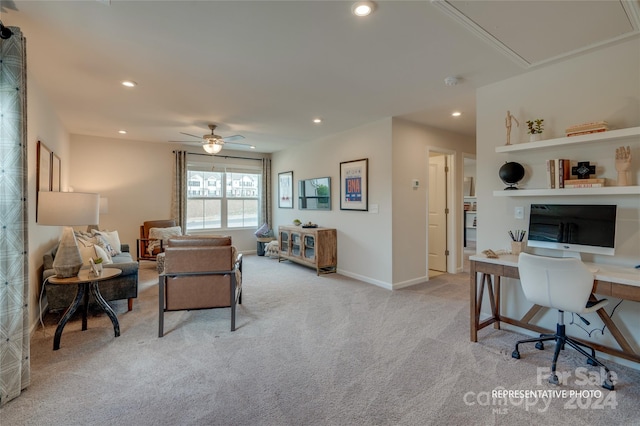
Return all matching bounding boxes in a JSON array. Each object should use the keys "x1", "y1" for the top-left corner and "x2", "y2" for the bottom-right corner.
[
  {"x1": 261, "y1": 157, "x2": 272, "y2": 228},
  {"x1": 172, "y1": 150, "x2": 187, "y2": 232},
  {"x1": 0, "y1": 26, "x2": 31, "y2": 406}
]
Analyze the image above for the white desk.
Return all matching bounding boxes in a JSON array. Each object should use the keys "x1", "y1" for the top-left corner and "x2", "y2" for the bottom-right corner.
[{"x1": 469, "y1": 254, "x2": 640, "y2": 363}]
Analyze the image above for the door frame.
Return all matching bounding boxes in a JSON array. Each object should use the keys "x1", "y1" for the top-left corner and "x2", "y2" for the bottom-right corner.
[{"x1": 426, "y1": 147, "x2": 457, "y2": 274}]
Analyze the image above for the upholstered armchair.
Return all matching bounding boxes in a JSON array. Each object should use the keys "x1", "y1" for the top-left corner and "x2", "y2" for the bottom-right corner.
[
  {"x1": 137, "y1": 219, "x2": 179, "y2": 261},
  {"x1": 158, "y1": 236, "x2": 242, "y2": 336}
]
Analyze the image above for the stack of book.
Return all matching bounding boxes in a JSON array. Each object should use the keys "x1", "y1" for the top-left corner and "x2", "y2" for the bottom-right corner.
[
  {"x1": 545, "y1": 159, "x2": 571, "y2": 188},
  {"x1": 565, "y1": 121, "x2": 609, "y2": 137},
  {"x1": 564, "y1": 178, "x2": 605, "y2": 188}
]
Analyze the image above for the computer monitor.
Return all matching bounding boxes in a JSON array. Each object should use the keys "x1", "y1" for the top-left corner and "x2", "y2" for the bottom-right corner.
[{"x1": 527, "y1": 204, "x2": 617, "y2": 256}]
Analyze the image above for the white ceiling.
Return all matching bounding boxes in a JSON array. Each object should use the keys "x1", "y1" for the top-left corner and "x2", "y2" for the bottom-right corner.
[{"x1": 3, "y1": 1, "x2": 639, "y2": 153}]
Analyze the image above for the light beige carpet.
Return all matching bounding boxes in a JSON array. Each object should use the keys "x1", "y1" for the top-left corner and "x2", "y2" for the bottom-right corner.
[{"x1": 2, "y1": 255, "x2": 639, "y2": 425}]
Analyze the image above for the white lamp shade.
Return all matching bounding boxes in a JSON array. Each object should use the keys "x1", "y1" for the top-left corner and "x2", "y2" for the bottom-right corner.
[
  {"x1": 99, "y1": 197, "x2": 109, "y2": 215},
  {"x1": 38, "y1": 192, "x2": 100, "y2": 225}
]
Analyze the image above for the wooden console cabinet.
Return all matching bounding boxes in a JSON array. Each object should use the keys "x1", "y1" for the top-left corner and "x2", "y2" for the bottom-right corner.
[{"x1": 278, "y1": 226, "x2": 337, "y2": 275}]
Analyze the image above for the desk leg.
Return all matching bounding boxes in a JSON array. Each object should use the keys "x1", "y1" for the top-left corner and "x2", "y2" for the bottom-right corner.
[
  {"x1": 54, "y1": 283, "x2": 86, "y2": 350},
  {"x1": 493, "y1": 277, "x2": 501, "y2": 330},
  {"x1": 470, "y1": 262, "x2": 478, "y2": 342},
  {"x1": 590, "y1": 294, "x2": 635, "y2": 355},
  {"x1": 90, "y1": 282, "x2": 120, "y2": 338}
]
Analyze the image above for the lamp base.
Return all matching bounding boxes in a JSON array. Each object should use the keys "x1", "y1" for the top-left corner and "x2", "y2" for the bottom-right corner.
[
  {"x1": 52, "y1": 227, "x2": 83, "y2": 278},
  {"x1": 53, "y1": 265, "x2": 83, "y2": 278}
]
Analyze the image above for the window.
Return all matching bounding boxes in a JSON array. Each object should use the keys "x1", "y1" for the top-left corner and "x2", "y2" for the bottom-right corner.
[{"x1": 186, "y1": 169, "x2": 261, "y2": 231}]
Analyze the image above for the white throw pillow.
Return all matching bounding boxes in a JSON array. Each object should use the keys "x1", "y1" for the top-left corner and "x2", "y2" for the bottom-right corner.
[
  {"x1": 93, "y1": 244, "x2": 113, "y2": 264},
  {"x1": 92, "y1": 230, "x2": 122, "y2": 255},
  {"x1": 148, "y1": 226, "x2": 182, "y2": 244},
  {"x1": 78, "y1": 244, "x2": 97, "y2": 266}
]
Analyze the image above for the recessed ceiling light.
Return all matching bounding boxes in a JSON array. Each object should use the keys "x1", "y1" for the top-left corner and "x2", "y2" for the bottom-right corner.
[
  {"x1": 250, "y1": 145, "x2": 256, "y2": 150},
  {"x1": 452, "y1": 111, "x2": 462, "y2": 117},
  {"x1": 352, "y1": 1, "x2": 375, "y2": 17},
  {"x1": 313, "y1": 118, "x2": 323, "y2": 124},
  {"x1": 121, "y1": 80, "x2": 137, "y2": 88},
  {"x1": 118, "y1": 130, "x2": 127, "y2": 134}
]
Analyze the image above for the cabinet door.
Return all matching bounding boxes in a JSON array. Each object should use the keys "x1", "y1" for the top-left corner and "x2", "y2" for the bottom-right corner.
[
  {"x1": 291, "y1": 232, "x2": 302, "y2": 257},
  {"x1": 279, "y1": 231, "x2": 289, "y2": 254},
  {"x1": 303, "y1": 234, "x2": 316, "y2": 260}
]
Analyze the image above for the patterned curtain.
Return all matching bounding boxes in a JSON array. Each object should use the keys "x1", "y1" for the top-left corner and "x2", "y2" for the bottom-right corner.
[
  {"x1": 261, "y1": 157, "x2": 272, "y2": 228},
  {"x1": 171, "y1": 150, "x2": 187, "y2": 231},
  {"x1": 0, "y1": 27, "x2": 30, "y2": 406}
]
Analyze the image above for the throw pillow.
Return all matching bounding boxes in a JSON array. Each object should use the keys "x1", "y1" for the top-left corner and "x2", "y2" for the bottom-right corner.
[
  {"x1": 254, "y1": 223, "x2": 269, "y2": 237},
  {"x1": 147, "y1": 226, "x2": 182, "y2": 256},
  {"x1": 78, "y1": 244, "x2": 97, "y2": 266},
  {"x1": 94, "y1": 234, "x2": 117, "y2": 257},
  {"x1": 92, "y1": 230, "x2": 122, "y2": 255},
  {"x1": 93, "y1": 244, "x2": 113, "y2": 264}
]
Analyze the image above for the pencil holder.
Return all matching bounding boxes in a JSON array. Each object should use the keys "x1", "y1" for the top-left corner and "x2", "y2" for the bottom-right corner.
[{"x1": 511, "y1": 241, "x2": 524, "y2": 255}]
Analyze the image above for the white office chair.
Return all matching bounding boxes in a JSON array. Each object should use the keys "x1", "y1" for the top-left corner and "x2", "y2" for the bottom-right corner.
[{"x1": 511, "y1": 252, "x2": 615, "y2": 390}]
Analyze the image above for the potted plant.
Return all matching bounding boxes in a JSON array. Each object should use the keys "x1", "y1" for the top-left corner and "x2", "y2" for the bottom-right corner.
[
  {"x1": 92, "y1": 257, "x2": 103, "y2": 275},
  {"x1": 293, "y1": 219, "x2": 302, "y2": 226},
  {"x1": 526, "y1": 119, "x2": 544, "y2": 142}
]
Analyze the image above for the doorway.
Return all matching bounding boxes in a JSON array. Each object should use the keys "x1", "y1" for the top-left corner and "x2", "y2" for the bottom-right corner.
[{"x1": 427, "y1": 151, "x2": 454, "y2": 276}]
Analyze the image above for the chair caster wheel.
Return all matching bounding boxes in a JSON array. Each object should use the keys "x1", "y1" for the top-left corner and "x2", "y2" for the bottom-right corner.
[
  {"x1": 511, "y1": 350, "x2": 520, "y2": 359},
  {"x1": 549, "y1": 374, "x2": 560, "y2": 385},
  {"x1": 587, "y1": 358, "x2": 597, "y2": 366},
  {"x1": 535, "y1": 342, "x2": 544, "y2": 350},
  {"x1": 602, "y1": 380, "x2": 614, "y2": 391}
]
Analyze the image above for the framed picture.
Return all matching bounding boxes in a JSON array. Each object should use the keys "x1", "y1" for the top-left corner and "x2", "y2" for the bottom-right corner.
[
  {"x1": 52, "y1": 152, "x2": 61, "y2": 192},
  {"x1": 278, "y1": 171, "x2": 293, "y2": 208},
  {"x1": 340, "y1": 158, "x2": 368, "y2": 211},
  {"x1": 37, "y1": 141, "x2": 52, "y2": 222}
]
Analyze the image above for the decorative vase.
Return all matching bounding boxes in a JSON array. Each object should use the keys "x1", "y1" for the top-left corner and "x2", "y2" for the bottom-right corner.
[
  {"x1": 52, "y1": 227, "x2": 83, "y2": 277},
  {"x1": 499, "y1": 162, "x2": 525, "y2": 190},
  {"x1": 529, "y1": 133, "x2": 542, "y2": 142}
]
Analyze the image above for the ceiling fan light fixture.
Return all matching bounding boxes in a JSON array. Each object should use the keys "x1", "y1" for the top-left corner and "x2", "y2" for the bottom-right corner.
[{"x1": 203, "y1": 141, "x2": 223, "y2": 154}]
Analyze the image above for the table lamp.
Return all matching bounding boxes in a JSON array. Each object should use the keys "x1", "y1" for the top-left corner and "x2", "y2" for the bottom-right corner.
[{"x1": 38, "y1": 191, "x2": 100, "y2": 277}]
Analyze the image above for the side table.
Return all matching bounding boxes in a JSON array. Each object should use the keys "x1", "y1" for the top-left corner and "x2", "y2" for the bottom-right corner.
[{"x1": 48, "y1": 268, "x2": 122, "y2": 350}]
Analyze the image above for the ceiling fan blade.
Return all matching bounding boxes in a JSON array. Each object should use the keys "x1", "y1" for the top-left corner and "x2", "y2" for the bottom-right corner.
[
  {"x1": 222, "y1": 134, "x2": 245, "y2": 142},
  {"x1": 225, "y1": 141, "x2": 253, "y2": 148},
  {"x1": 179, "y1": 132, "x2": 202, "y2": 139}
]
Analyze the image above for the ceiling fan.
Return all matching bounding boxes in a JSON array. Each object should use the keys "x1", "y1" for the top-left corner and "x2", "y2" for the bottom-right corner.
[{"x1": 172, "y1": 124, "x2": 250, "y2": 154}]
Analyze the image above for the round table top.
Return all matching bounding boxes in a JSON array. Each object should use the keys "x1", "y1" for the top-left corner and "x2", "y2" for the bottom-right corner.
[{"x1": 48, "y1": 268, "x2": 122, "y2": 285}]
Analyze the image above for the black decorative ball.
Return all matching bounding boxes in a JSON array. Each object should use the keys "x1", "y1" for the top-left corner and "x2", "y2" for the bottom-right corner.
[{"x1": 499, "y1": 162, "x2": 525, "y2": 190}]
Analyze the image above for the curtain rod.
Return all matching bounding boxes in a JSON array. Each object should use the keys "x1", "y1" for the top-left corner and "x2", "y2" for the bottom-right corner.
[{"x1": 174, "y1": 151, "x2": 263, "y2": 162}]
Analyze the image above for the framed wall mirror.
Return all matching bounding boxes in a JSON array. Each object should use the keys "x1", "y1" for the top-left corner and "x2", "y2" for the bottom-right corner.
[{"x1": 298, "y1": 177, "x2": 331, "y2": 210}]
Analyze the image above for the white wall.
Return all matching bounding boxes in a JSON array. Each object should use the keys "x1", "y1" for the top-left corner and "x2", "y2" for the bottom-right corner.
[
  {"x1": 392, "y1": 118, "x2": 476, "y2": 282},
  {"x1": 272, "y1": 118, "x2": 394, "y2": 287},
  {"x1": 476, "y1": 38, "x2": 640, "y2": 367},
  {"x1": 27, "y1": 73, "x2": 71, "y2": 331}
]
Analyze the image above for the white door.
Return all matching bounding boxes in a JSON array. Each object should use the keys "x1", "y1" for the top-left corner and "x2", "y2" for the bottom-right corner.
[{"x1": 428, "y1": 154, "x2": 447, "y2": 272}]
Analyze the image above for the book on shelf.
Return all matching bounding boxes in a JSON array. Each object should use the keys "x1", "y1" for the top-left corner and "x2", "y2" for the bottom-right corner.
[
  {"x1": 556, "y1": 159, "x2": 570, "y2": 188},
  {"x1": 566, "y1": 128, "x2": 608, "y2": 137},
  {"x1": 545, "y1": 159, "x2": 555, "y2": 189},
  {"x1": 564, "y1": 183, "x2": 604, "y2": 188},
  {"x1": 564, "y1": 178, "x2": 604, "y2": 185},
  {"x1": 565, "y1": 121, "x2": 609, "y2": 137}
]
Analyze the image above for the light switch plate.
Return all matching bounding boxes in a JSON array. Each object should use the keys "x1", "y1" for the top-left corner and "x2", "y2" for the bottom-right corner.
[{"x1": 515, "y1": 206, "x2": 524, "y2": 219}]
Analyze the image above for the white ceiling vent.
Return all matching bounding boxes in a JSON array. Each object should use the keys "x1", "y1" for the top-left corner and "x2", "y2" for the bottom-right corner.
[{"x1": 431, "y1": 0, "x2": 640, "y2": 68}]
